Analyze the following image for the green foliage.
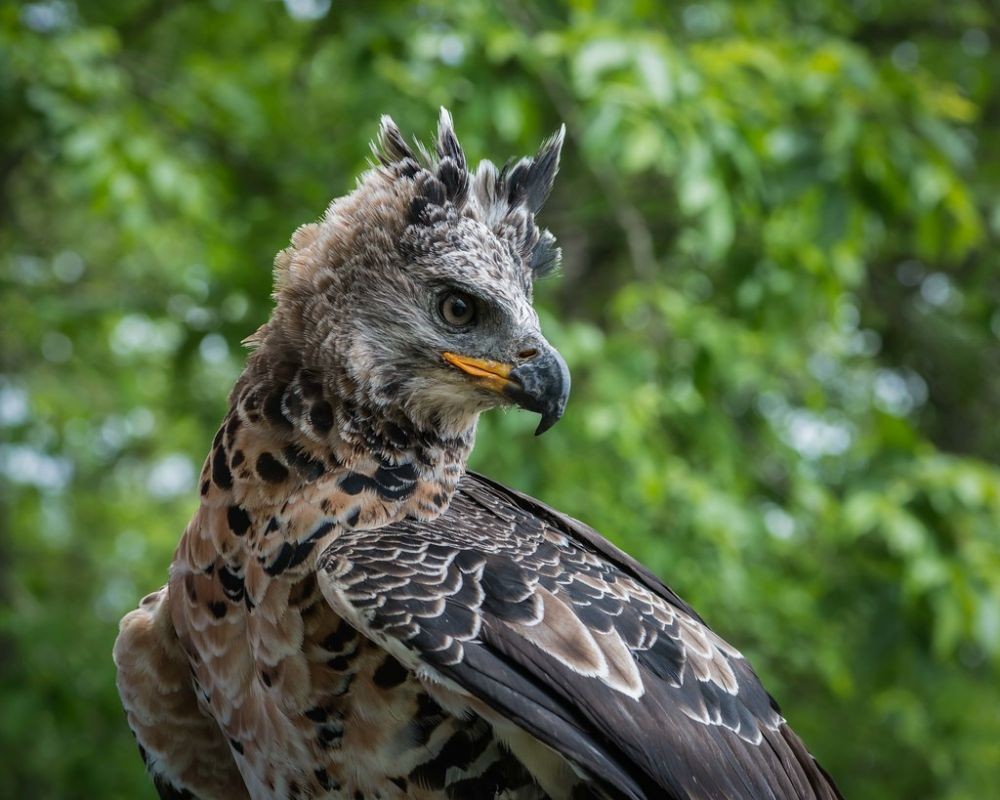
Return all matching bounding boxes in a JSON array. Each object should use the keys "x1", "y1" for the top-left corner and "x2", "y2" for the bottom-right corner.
[{"x1": 1, "y1": 1, "x2": 998, "y2": 797}]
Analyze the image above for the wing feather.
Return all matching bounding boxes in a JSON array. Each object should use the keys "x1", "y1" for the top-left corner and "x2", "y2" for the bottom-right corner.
[{"x1": 316, "y1": 472, "x2": 842, "y2": 800}]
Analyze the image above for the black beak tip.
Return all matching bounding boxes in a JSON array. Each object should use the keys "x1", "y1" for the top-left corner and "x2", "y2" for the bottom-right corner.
[
  {"x1": 534, "y1": 410, "x2": 564, "y2": 436},
  {"x1": 507, "y1": 346, "x2": 571, "y2": 436}
]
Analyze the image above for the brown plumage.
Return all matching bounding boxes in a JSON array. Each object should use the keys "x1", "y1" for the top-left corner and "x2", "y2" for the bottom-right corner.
[{"x1": 114, "y1": 110, "x2": 842, "y2": 800}]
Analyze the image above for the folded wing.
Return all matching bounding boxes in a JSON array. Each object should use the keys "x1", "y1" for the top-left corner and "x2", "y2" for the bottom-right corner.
[{"x1": 317, "y1": 471, "x2": 841, "y2": 800}]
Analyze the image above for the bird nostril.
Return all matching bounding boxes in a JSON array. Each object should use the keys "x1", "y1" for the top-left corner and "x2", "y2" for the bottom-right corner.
[{"x1": 518, "y1": 348, "x2": 539, "y2": 361}]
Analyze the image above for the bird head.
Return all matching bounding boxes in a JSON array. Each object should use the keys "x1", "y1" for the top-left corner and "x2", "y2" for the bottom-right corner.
[{"x1": 259, "y1": 109, "x2": 569, "y2": 442}]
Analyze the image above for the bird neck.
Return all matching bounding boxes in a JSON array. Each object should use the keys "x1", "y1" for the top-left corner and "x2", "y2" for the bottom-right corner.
[{"x1": 195, "y1": 352, "x2": 476, "y2": 525}]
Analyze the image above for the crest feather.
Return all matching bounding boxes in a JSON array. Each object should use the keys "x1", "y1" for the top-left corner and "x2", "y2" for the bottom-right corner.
[
  {"x1": 375, "y1": 115, "x2": 417, "y2": 165},
  {"x1": 526, "y1": 124, "x2": 565, "y2": 213},
  {"x1": 435, "y1": 108, "x2": 467, "y2": 173},
  {"x1": 371, "y1": 111, "x2": 564, "y2": 278}
]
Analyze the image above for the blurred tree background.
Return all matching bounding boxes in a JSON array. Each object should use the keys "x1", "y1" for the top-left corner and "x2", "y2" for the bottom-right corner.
[{"x1": 1, "y1": 0, "x2": 998, "y2": 797}]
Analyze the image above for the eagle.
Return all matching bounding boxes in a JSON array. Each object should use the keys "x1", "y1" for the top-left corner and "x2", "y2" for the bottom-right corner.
[{"x1": 115, "y1": 110, "x2": 842, "y2": 800}]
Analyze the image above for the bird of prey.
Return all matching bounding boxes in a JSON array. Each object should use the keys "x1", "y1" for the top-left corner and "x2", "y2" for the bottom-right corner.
[{"x1": 115, "y1": 110, "x2": 842, "y2": 800}]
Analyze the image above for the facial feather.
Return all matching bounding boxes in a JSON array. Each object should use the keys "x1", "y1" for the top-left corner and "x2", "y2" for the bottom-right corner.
[{"x1": 253, "y1": 109, "x2": 565, "y2": 444}]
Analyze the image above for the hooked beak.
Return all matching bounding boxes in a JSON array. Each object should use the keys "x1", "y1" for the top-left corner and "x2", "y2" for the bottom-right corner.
[{"x1": 442, "y1": 345, "x2": 571, "y2": 435}]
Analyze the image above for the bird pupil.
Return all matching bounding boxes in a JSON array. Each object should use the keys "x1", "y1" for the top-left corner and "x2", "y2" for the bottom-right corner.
[{"x1": 440, "y1": 292, "x2": 474, "y2": 326}]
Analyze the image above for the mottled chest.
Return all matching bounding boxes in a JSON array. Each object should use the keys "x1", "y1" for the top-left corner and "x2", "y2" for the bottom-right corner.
[{"x1": 171, "y1": 545, "x2": 536, "y2": 800}]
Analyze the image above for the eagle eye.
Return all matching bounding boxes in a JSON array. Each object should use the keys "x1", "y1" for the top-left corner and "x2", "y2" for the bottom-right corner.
[{"x1": 439, "y1": 291, "x2": 477, "y2": 327}]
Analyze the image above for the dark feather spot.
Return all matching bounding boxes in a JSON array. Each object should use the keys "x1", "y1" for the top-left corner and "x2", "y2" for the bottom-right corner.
[
  {"x1": 308, "y1": 521, "x2": 336, "y2": 542},
  {"x1": 299, "y1": 374, "x2": 322, "y2": 397},
  {"x1": 288, "y1": 540, "x2": 317, "y2": 570},
  {"x1": 322, "y1": 622, "x2": 358, "y2": 652},
  {"x1": 260, "y1": 671, "x2": 272, "y2": 687},
  {"x1": 339, "y1": 472, "x2": 371, "y2": 495},
  {"x1": 304, "y1": 706, "x2": 328, "y2": 722},
  {"x1": 211, "y1": 446, "x2": 233, "y2": 490},
  {"x1": 217, "y1": 566, "x2": 244, "y2": 602},
  {"x1": 230, "y1": 449, "x2": 245, "y2": 467},
  {"x1": 263, "y1": 389, "x2": 292, "y2": 429},
  {"x1": 256, "y1": 452, "x2": 289, "y2": 483},
  {"x1": 310, "y1": 401, "x2": 334, "y2": 434},
  {"x1": 208, "y1": 601, "x2": 227, "y2": 619},
  {"x1": 372, "y1": 655, "x2": 409, "y2": 689},
  {"x1": 384, "y1": 421, "x2": 411, "y2": 448},
  {"x1": 227, "y1": 505, "x2": 251, "y2": 536},
  {"x1": 229, "y1": 738, "x2": 243, "y2": 755},
  {"x1": 200, "y1": 479, "x2": 210, "y2": 496},
  {"x1": 265, "y1": 543, "x2": 294, "y2": 576}
]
